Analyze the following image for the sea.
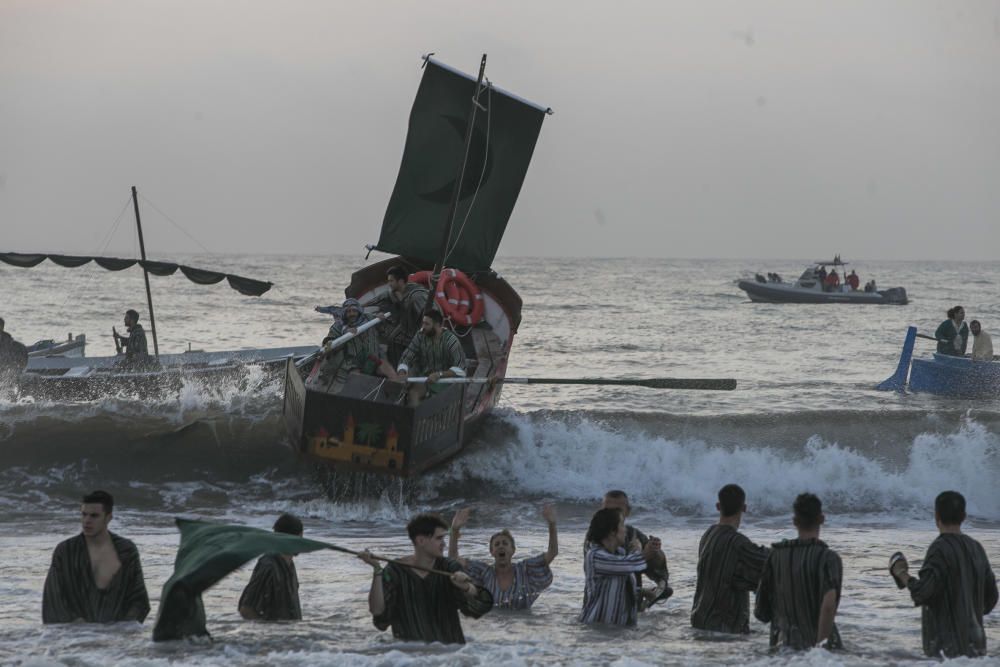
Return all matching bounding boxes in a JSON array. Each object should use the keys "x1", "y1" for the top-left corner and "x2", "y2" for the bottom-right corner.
[{"x1": 1, "y1": 255, "x2": 998, "y2": 666}]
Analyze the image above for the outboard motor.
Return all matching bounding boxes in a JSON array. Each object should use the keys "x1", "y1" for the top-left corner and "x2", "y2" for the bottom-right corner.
[{"x1": 880, "y1": 287, "x2": 908, "y2": 305}]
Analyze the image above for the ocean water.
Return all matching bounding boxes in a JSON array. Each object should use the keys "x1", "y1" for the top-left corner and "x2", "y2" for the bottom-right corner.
[{"x1": 1, "y1": 254, "x2": 999, "y2": 666}]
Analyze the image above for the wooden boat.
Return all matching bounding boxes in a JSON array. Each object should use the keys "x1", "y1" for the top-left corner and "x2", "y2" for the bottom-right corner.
[
  {"x1": 876, "y1": 326, "x2": 1000, "y2": 398},
  {"x1": 283, "y1": 55, "x2": 549, "y2": 477},
  {"x1": 738, "y1": 257, "x2": 908, "y2": 304},
  {"x1": 2, "y1": 189, "x2": 308, "y2": 401},
  {"x1": 26, "y1": 333, "x2": 86, "y2": 358}
]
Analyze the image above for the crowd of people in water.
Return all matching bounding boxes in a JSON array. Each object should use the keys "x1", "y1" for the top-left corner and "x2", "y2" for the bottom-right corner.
[
  {"x1": 42, "y1": 486, "x2": 997, "y2": 658},
  {"x1": 937, "y1": 305, "x2": 995, "y2": 361}
]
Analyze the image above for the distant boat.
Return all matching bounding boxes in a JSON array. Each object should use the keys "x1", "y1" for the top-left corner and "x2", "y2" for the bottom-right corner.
[
  {"x1": 737, "y1": 257, "x2": 908, "y2": 304},
  {"x1": 26, "y1": 334, "x2": 86, "y2": 358},
  {"x1": 876, "y1": 326, "x2": 1000, "y2": 398},
  {"x1": 1, "y1": 189, "x2": 314, "y2": 401}
]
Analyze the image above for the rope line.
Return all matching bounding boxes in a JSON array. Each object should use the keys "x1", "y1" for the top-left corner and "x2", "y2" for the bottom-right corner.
[
  {"x1": 443, "y1": 80, "x2": 492, "y2": 264},
  {"x1": 139, "y1": 193, "x2": 214, "y2": 254}
]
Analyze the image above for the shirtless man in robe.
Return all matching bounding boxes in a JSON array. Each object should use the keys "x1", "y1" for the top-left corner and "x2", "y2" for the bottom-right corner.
[{"x1": 43, "y1": 490, "x2": 150, "y2": 623}]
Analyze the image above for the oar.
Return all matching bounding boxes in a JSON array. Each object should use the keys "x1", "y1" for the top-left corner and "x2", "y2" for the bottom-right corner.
[
  {"x1": 405, "y1": 376, "x2": 737, "y2": 390},
  {"x1": 295, "y1": 313, "x2": 389, "y2": 369},
  {"x1": 322, "y1": 542, "x2": 453, "y2": 576},
  {"x1": 915, "y1": 332, "x2": 939, "y2": 342}
]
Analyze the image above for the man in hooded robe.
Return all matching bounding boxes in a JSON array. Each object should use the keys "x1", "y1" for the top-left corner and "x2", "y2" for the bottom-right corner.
[
  {"x1": 890, "y1": 490, "x2": 998, "y2": 658},
  {"x1": 42, "y1": 490, "x2": 150, "y2": 624},
  {"x1": 238, "y1": 514, "x2": 305, "y2": 621},
  {"x1": 307, "y1": 298, "x2": 391, "y2": 393},
  {"x1": 754, "y1": 493, "x2": 842, "y2": 650},
  {"x1": 691, "y1": 484, "x2": 770, "y2": 634}
]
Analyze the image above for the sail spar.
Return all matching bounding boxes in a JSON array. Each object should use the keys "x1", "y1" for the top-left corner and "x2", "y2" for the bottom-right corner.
[{"x1": 374, "y1": 57, "x2": 549, "y2": 273}]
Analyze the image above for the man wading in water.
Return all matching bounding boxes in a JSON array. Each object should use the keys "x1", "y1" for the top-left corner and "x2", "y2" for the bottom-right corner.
[
  {"x1": 359, "y1": 514, "x2": 492, "y2": 644},
  {"x1": 890, "y1": 490, "x2": 998, "y2": 658},
  {"x1": 42, "y1": 490, "x2": 150, "y2": 624}
]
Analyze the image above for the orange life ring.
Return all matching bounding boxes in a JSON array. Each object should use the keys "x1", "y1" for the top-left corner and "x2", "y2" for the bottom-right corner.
[
  {"x1": 408, "y1": 268, "x2": 484, "y2": 326},
  {"x1": 437, "y1": 268, "x2": 484, "y2": 326}
]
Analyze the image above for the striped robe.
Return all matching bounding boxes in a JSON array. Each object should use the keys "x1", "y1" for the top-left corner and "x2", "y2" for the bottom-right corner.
[
  {"x1": 238, "y1": 554, "x2": 301, "y2": 621},
  {"x1": 579, "y1": 545, "x2": 647, "y2": 626},
  {"x1": 397, "y1": 330, "x2": 466, "y2": 377},
  {"x1": 373, "y1": 557, "x2": 492, "y2": 644},
  {"x1": 691, "y1": 524, "x2": 770, "y2": 634},
  {"x1": 754, "y1": 538, "x2": 842, "y2": 650},
  {"x1": 308, "y1": 318, "x2": 380, "y2": 391},
  {"x1": 464, "y1": 554, "x2": 553, "y2": 610},
  {"x1": 42, "y1": 533, "x2": 150, "y2": 624},
  {"x1": 907, "y1": 533, "x2": 998, "y2": 658}
]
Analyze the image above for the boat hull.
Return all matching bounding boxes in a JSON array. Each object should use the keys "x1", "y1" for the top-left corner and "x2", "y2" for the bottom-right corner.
[
  {"x1": 876, "y1": 326, "x2": 1000, "y2": 398},
  {"x1": 738, "y1": 280, "x2": 908, "y2": 304},
  {"x1": 12, "y1": 345, "x2": 315, "y2": 401},
  {"x1": 284, "y1": 256, "x2": 517, "y2": 478}
]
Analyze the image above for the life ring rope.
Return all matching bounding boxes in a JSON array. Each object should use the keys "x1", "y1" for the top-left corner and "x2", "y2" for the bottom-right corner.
[{"x1": 408, "y1": 268, "x2": 485, "y2": 327}]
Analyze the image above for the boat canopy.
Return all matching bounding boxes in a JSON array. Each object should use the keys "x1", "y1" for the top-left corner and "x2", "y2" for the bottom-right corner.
[
  {"x1": 0, "y1": 252, "x2": 272, "y2": 296},
  {"x1": 373, "y1": 57, "x2": 548, "y2": 273}
]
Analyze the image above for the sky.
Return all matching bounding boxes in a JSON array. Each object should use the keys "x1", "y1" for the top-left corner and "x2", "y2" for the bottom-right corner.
[{"x1": 1, "y1": 0, "x2": 998, "y2": 261}]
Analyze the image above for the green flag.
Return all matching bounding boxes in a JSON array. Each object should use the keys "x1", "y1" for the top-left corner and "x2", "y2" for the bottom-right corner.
[
  {"x1": 152, "y1": 518, "x2": 333, "y2": 641},
  {"x1": 375, "y1": 57, "x2": 548, "y2": 273}
]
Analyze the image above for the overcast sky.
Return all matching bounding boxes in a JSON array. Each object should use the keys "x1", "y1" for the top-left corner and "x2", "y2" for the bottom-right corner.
[{"x1": 2, "y1": 1, "x2": 998, "y2": 261}]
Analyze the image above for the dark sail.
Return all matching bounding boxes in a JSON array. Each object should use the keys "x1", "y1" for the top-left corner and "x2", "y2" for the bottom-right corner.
[
  {"x1": 375, "y1": 57, "x2": 548, "y2": 273},
  {"x1": 0, "y1": 253, "x2": 272, "y2": 296}
]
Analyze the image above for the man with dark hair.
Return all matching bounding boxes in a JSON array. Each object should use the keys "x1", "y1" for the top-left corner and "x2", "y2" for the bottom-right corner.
[
  {"x1": 238, "y1": 513, "x2": 306, "y2": 621},
  {"x1": 112, "y1": 309, "x2": 153, "y2": 370},
  {"x1": 580, "y1": 507, "x2": 662, "y2": 626},
  {"x1": 590, "y1": 490, "x2": 672, "y2": 607},
  {"x1": 754, "y1": 492, "x2": 842, "y2": 650},
  {"x1": 970, "y1": 320, "x2": 994, "y2": 362},
  {"x1": 379, "y1": 265, "x2": 429, "y2": 364},
  {"x1": 890, "y1": 491, "x2": 998, "y2": 658},
  {"x1": 43, "y1": 490, "x2": 150, "y2": 623},
  {"x1": 360, "y1": 513, "x2": 492, "y2": 644},
  {"x1": 396, "y1": 310, "x2": 466, "y2": 406},
  {"x1": 691, "y1": 484, "x2": 770, "y2": 634}
]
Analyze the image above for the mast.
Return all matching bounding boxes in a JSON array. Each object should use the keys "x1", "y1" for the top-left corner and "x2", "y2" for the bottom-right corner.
[
  {"x1": 131, "y1": 185, "x2": 159, "y2": 358},
  {"x1": 432, "y1": 53, "x2": 487, "y2": 275}
]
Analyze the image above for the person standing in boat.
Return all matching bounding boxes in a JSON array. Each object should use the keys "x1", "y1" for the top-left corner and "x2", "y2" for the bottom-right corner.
[
  {"x1": 935, "y1": 306, "x2": 969, "y2": 357},
  {"x1": 379, "y1": 265, "x2": 430, "y2": 365},
  {"x1": 970, "y1": 320, "x2": 994, "y2": 362},
  {"x1": 823, "y1": 269, "x2": 840, "y2": 292},
  {"x1": 448, "y1": 505, "x2": 558, "y2": 610},
  {"x1": 112, "y1": 309, "x2": 154, "y2": 371},
  {"x1": 846, "y1": 270, "x2": 860, "y2": 291},
  {"x1": 889, "y1": 491, "x2": 998, "y2": 658},
  {"x1": 395, "y1": 309, "x2": 466, "y2": 406},
  {"x1": 308, "y1": 298, "x2": 393, "y2": 393}
]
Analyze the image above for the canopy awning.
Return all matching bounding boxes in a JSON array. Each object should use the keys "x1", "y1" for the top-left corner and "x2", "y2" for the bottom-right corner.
[{"x1": 0, "y1": 252, "x2": 272, "y2": 296}]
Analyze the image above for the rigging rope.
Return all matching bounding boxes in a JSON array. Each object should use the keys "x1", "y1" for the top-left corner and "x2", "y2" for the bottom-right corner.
[
  {"x1": 139, "y1": 192, "x2": 214, "y2": 254},
  {"x1": 443, "y1": 80, "x2": 493, "y2": 265}
]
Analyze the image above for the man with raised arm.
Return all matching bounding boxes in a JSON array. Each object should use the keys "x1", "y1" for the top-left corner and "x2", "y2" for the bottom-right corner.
[
  {"x1": 691, "y1": 484, "x2": 770, "y2": 634},
  {"x1": 238, "y1": 513, "x2": 306, "y2": 621},
  {"x1": 889, "y1": 491, "x2": 998, "y2": 658},
  {"x1": 359, "y1": 513, "x2": 492, "y2": 644},
  {"x1": 395, "y1": 310, "x2": 466, "y2": 406},
  {"x1": 754, "y1": 492, "x2": 842, "y2": 650},
  {"x1": 448, "y1": 504, "x2": 558, "y2": 610},
  {"x1": 43, "y1": 490, "x2": 150, "y2": 623}
]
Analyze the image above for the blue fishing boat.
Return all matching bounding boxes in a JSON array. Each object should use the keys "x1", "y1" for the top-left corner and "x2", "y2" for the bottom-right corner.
[{"x1": 876, "y1": 326, "x2": 1000, "y2": 398}]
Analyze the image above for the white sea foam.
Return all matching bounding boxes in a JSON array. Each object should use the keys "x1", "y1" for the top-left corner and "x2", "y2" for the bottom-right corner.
[{"x1": 433, "y1": 413, "x2": 1000, "y2": 519}]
